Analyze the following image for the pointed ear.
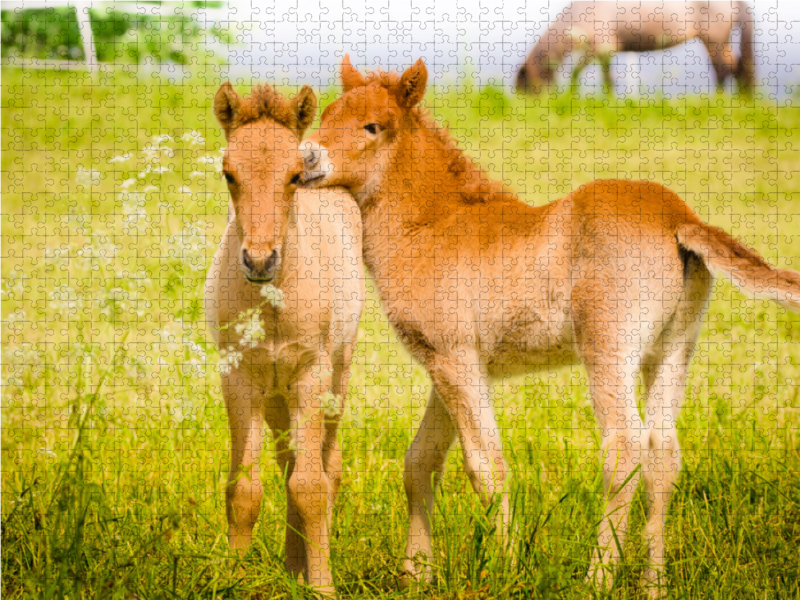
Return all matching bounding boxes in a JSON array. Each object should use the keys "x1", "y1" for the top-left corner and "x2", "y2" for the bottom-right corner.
[
  {"x1": 341, "y1": 54, "x2": 366, "y2": 92},
  {"x1": 394, "y1": 59, "x2": 428, "y2": 108},
  {"x1": 289, "y1": 85, "x2": 317, "y2": 139},
  {"x1": 214, "y1": 82, "x2": 243, "y2": 140}
]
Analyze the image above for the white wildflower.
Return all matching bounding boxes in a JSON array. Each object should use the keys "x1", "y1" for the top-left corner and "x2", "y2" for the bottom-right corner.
[
  {"x1": 76, "y1": 166, "x2": 101, "y2": 187},
  {"x1": 108, "y1": 153, "x2": 132, "y2": 163},
  {"x1": 260, "y1": 285, "x2": 286, "y2": 309},
  {"x1": 189, "y1": 171, "x2": 205, "y2": 178},
  {"x1": 120, "y1": 178, "x2": 137, "y2": 190},
  {"x1": 320, "y1": 392, "x2": 342, "y2": 419},
  {"x1": 234, "y1": 311, "x2": 266, "y2": 349},
  {"x1": 50, "y1": 286, "x2": 84, "y2": 312},
  {"x1": 180, "y1": 131, "x2": 205, "y2": 145},
  {"x1": 197, "y1": 154, "x2": 223, "y2": 173},
  {"x1": 219, "y1": 345, "x2": 243, "y2": 374}
]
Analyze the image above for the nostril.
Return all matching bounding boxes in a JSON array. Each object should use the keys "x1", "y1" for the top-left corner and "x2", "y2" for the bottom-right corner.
[
  {"x1": 242, "y1": 248, "x2": 254, "y2": 271},
  {"x1": 304, "y1": 148, "x2": 320, "y2": 168},
  {"x1": 264, "y1": 248, "x2": 280, "y2": 272}
]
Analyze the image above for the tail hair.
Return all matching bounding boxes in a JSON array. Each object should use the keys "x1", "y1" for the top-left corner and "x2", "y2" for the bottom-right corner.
[{"x1": 677, "y1": 220, "x2": 800, "y2": 311}]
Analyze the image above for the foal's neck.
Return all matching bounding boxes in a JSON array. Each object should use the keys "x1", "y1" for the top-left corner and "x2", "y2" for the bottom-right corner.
[{"x1": 360, "y1": 111, "x2": 513, "y2": 228}]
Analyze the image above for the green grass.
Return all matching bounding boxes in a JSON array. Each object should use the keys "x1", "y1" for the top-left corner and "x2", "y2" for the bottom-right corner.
[{"x1": 3, "y1": 67, "x2": 800, "y2": 599}]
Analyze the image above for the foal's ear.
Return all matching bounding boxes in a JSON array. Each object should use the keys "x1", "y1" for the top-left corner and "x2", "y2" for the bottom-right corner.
[
  {"x1": 341, "y1": 54, "x2": 366, "y2": 92},
  {"x1": 394, "y1": 59, "x2": 428, "y2": 108},
  {"x1": 214, "y1": 82, "x2": 243, "y2": 140},
  {"x1": 290, "y1": 85, "x2": 317, "y2": 139}
]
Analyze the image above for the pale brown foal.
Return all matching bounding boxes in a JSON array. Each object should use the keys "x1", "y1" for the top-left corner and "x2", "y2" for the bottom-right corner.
[
  {"x1": 299, "y1": 57, "x2": 800, "y2": 595},
  {"x1": 205, "y1": 82, "x2": 364, "y2": 592}
]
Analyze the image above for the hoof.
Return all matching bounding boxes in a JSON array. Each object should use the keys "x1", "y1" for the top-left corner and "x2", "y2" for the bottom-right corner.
[
  {"x1": 585, "y1": 563, "x2": 614, "y2": 592},
  {"x1": 641, "y1": 568, "x2": 666, "y2": 599}
]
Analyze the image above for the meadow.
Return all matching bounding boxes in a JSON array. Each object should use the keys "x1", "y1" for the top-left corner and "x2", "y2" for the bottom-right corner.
[{"x1": 2, "y1": 66, "x2": 800, "y2": 599}]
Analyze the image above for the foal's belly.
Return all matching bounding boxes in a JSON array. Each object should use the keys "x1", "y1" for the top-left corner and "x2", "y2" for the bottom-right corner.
[{"x1": 483, "y1": 310, "x2": 579, "y2": 379}]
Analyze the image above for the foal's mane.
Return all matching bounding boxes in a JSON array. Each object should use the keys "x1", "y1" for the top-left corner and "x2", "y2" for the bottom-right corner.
[
  {"x1": 230, "y1": 85, "x2": 298, "y2": 133},
  {"x1": 366, "y1": 70, "x2": 514, "y2": 205}
]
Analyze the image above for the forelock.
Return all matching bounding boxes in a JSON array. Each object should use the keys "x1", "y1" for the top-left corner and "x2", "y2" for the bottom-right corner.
[{"x1": 230, "y1": 85, "x2": 297, "y2": 133}]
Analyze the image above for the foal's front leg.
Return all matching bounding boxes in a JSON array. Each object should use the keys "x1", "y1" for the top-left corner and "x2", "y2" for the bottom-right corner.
[
  {"x1": 286, "y1": 358, "x2": 335, "y2": 591},
  {"x1": 223, "y1": 369, "x2": 267, "y2": 552}
]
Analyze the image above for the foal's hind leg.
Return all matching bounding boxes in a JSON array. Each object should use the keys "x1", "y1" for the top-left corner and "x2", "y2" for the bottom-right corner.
[
  {"x1": 402, "y1": 388, "x2": 457, "y2": 582},
  {"x1": 324, "y1": 343, "x2": 356, "y2": 534},
  {"x1": 641, "y1": 262, "x2": 711, "y2": 596},
  {"x1": 576, "y1": 319, "x2": 646, "y2": 589}
]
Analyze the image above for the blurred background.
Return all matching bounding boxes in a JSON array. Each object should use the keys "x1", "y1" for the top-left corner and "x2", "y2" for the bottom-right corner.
[{"x1": 2, "y1": 0, "x2": 800, "y2": 96}]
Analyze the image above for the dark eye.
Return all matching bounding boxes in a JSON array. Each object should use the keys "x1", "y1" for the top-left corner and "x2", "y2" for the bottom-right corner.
[
  {"x1": 288, "y1": 173, "x2": 301, "y2": 186},
  {"x1": 223, "y1": 172, "x2": 235, "y2": 185},
  {"x1": 364, "y1": 123, "x2": 381, "y2": 135}
]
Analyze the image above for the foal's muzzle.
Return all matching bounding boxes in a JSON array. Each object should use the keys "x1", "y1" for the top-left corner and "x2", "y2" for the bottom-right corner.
[
  {"x1": 299, "y1": 141, "x2": 328, "y2": 186},
  {"x1": 241, "y1": 247, "x2": 281, "y2": 283}
]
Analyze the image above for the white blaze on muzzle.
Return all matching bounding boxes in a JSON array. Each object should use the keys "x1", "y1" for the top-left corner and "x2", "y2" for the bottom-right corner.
[{"x1": 300, "y1": 141, "x2": 332, "y2": 185}]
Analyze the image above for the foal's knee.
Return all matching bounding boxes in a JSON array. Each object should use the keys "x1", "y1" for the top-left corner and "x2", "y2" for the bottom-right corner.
[
  {"x1": 601, "y1": 429, "x2": 644, "y2": 494},
  {"x1": 403, "y1": 448, "x2": 431, "y2": 501},
  {"x1": 644, "y1": 428, "x2": 681, "y2": 485},
  {"x1": 226, "y1": 473, "x2": 263, "y2": 546},
  {"x1": 287, "y1": 469, "x2": 328, "y2": 521}
]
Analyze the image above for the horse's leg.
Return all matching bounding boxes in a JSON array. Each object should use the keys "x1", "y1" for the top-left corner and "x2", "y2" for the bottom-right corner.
[
  {"x1": 599, "y1": 52, "x2": 614, "y2": 95},
  {"x1": 268, "y1": 404, "x2": 305, "y2": 578},
  {"x1": 570, "y1": 52, "x2": 592, "y2": 92},
  {"x1": 402, "y1": 388, "x2": 457, "y2": 582},
  {"x1": 285, "y1": 356, "x2": 335, "y2": 592},
  {"x1": 223, "y1": 369, "x2": 267, "y2": 552},
  {"x1": 703, "y1": 38, "x2": 734, "y2": 92},
  {"x1": 324, "y1": 343, "x2": 355, "y2": 536},
  {"x1": 428, "y1": 350, "x2": 509, "y2": 534},
  {"x1": 641, "y1": 259, "x2": 711, "y2": 598},
  {"x1": 575, "y1": 317, "x2": 645, "y2": 590}
]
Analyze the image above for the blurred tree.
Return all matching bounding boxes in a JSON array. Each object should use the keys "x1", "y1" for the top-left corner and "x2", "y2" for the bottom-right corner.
[{"x1": 1, "y1": 1, "x2": 233, "y2": 65}]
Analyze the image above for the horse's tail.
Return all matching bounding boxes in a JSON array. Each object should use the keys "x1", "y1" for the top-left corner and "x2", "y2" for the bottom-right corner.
[
  {"x1": 735, "y1": 1, "x2": 756, "y2": 94},
  {"x1": 676, "y1": 219, "x2": 800, "y2": 311}
]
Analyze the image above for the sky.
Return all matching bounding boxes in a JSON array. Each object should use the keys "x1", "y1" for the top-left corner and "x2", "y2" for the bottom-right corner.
[{"x1": 207, "y1": 0, "x2": 800, "y2": 96}]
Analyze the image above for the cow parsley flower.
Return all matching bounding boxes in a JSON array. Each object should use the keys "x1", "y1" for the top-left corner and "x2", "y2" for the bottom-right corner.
[{"x1": 260, "y1": 285, "x2": 285, "y2": 309}]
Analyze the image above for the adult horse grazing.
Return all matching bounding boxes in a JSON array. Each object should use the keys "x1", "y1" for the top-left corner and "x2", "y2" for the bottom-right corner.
[
  {"x1": 205, "y1": 82, "x2": 364, "y2": 592},
  {"x1": 299, "y1": 57, "x2": 800, "y2": 595},
  {"x1": 515, "y1": 1, "x2": 755, "y2": 94}
]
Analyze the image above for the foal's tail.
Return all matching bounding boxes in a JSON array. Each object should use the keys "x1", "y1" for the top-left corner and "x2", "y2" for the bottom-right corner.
[
  {"x1": 735, "y1": 0, "x2": 756, "y2": 94},
  {"x1": 676, "y1": 220, "x2": 800, "y2": 311}
]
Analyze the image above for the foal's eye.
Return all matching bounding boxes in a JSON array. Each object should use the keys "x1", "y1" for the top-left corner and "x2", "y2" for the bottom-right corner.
[
  {"x1": 364, "y1": 123, "x2": 381, "y2": 135},
  {"x1": 223, "y1": 172, "x2": 235, "y2": 185}
]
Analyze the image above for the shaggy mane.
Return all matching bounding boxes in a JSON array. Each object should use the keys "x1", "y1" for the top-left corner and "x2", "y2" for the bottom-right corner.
[{"x1": 362, "y1": 68, "x2": 512, "y2": 205}]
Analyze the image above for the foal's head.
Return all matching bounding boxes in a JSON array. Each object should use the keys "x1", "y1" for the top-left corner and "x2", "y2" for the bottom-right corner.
[
  {"x1": 301, "y1": 55, "x2": 428, "y2": 196},
  {"x1": 214, "y1": 82, "x2": 315, "y2": 283}
]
